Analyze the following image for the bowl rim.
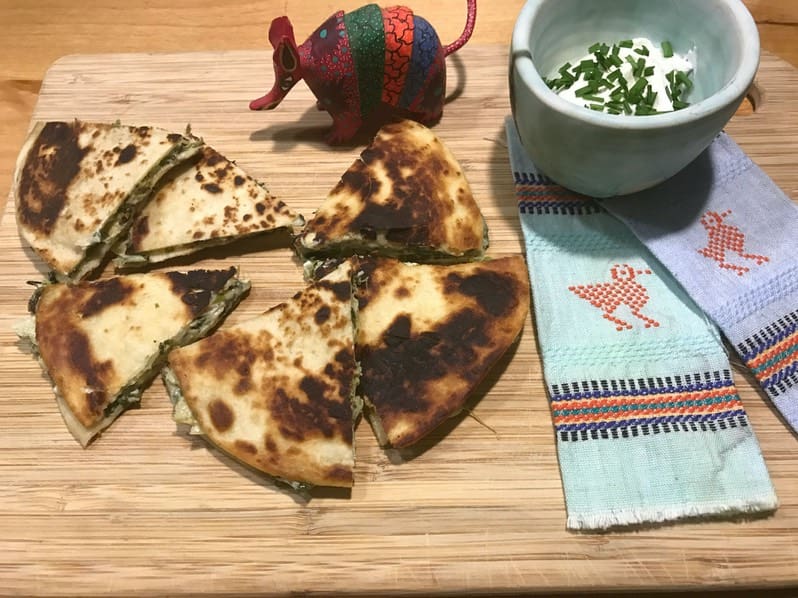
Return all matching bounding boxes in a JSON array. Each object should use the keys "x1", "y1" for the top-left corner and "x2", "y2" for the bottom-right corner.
[{"x1": 510, "y1": 0, "x2": 760, "y2": 130}]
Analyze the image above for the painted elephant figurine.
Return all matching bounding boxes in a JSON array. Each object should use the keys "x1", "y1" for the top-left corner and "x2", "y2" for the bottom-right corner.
[{"x1": 249, "y1": 0, "x2": 477, "y2": 143}]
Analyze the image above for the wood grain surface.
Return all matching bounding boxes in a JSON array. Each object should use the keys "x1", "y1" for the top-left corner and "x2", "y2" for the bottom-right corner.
[{"x1": 0, "y1": 45, "x2": 797, "y2": 597}]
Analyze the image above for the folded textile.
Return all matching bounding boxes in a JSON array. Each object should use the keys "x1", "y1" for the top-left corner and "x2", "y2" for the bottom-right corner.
[
  {"x1": 602, "y1": 132, "x2": 798, "y2": 430},
  {"x1": 505, "y1": 117, "x2": 777, "y2": 530}
]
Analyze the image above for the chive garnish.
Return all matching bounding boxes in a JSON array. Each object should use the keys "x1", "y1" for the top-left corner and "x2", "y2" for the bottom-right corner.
[
  {"x1": 628, "y1": 78, "x2": 647, "y2": 101},
  {"x1": 548, "y1": 38, "x2": 693, "y2": 115},
  {"x1": 676, "y1": 70, "x2": 693, "y2": 89},
  {"x1": 574, "y1": 84, "x2": 597, "y2": 97}
]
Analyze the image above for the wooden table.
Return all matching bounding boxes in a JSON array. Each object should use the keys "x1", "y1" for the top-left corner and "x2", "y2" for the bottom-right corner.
[{"x1": 1, "y1": 1, "x2": 797, "y2": 596}]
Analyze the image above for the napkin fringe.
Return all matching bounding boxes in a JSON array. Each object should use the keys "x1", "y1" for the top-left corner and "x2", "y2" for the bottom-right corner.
[{"x1": 566, "y1": 496, "x2": 779, "y2": 531}]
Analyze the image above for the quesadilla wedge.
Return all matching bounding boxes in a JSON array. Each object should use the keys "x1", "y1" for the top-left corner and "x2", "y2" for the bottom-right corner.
[
  {"x1": 116, "y1": 145, "x2": 302, "y2": 267},
  {"x1": 295, "y1": 119, "x2": 488, "y2": 268},
  {"x1": 355, "y1": 255, "x2": 530, "y2": 448},
  {"x1": 14, "y1": 120, "x2": 203, "y2": 281},
  {"x1": 163, "y1": 259, "x2": 359, "y2": 489},
  {"x1": 15, "y1": 267, "x2": 250, "y2": 446}
]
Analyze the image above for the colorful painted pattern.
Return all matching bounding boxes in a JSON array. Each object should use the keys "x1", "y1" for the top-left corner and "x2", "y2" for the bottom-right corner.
[
  {"x1": 514, "y1": 171, "x2": 602, "y2": 215},
  {"x1": 344, "y1": 4, "x2": 386, "y2": 120},
  {"x1": 381, "y1": 6, "x2": 414, "y2": 107},
  {"x1": 737, "y1": 310, "x2": 798, "y2": 398},
  {"x1": 399, "y1": 15, "x2": 443, "y2": 115},
  {"x1": 550, "y1": 370, "x2": 748, "y2": 442},
  {"x1": 301, "y1": 11, "x2": 359, "y2": 123}
]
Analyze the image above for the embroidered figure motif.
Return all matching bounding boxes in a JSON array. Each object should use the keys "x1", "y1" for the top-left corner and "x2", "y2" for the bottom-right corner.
[
  {"x1": 697, "y1": 210, "x2": 769, "y2": 276},
  {"x1": 569, "y1": 264, "x2": 660, "y2": 331}
]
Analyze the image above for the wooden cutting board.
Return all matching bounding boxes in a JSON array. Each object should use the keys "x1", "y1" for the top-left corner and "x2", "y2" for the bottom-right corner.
[{"x1": 1, "y1": 46, "x2": 797, "y2": 596}]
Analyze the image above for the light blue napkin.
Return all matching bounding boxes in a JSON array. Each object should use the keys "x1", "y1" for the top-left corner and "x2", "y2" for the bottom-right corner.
[{"x1": 506, "y1": 117, "x2": 777, "y2": 530}]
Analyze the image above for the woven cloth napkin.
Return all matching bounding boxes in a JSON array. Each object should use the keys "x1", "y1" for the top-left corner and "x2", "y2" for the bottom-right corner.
[
  {"x1": 505, "y1": 117, "x2": 777, "y2": 530},
  {"x1": 602, "y1": 132, "x2": 798, "y2": 429}
]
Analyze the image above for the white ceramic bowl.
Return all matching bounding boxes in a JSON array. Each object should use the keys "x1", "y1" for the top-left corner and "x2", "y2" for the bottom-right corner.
[{"x1": 509, "y1": 0, "x2": 760, "y2": 197}]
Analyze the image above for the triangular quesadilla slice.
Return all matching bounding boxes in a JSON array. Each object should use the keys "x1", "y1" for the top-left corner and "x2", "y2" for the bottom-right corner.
[
  {"x1": 295, "y1": 119, "x2": 488, "y2": 268},
  {"x1": 355, "y1": 255, "x2": 530, "y2": 448},
  {"x1": 163, "y1": 259, "x2": 359, "y2": 489},
  {"x1": 15, "y1": 267, "x2": 250, "y2": 446},
  {"x1": 116, "y1": 145, "x2": 302, "y2": 267},
  {"x1": 14, "y1": 119, "x2": 203, "y2": 281}
]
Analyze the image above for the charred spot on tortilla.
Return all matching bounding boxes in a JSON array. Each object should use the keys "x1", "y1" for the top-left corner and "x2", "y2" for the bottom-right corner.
[
  {"x1": 13, "y1": 119, "x2": 204, "y2": 281},
  {"x1": 354, "y1": 255, "x2": 530, "y2": 449},
  {"x1": 16, "y1": 267, "x2": 250, "y2": 447},
  {"x1": 163, "y1": 259, "x2": 359, "y2": 489},
  {"x1": 296, "y1": 119, "x2": 488, "y2": 270},
  {"x1": 116, "y1": 144, "x2": 301, "y2": 267}
]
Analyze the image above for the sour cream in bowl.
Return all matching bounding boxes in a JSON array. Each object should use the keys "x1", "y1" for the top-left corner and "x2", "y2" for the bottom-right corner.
[{"x1": 509, "y1": 0, "x2": 760, "y2": 198}]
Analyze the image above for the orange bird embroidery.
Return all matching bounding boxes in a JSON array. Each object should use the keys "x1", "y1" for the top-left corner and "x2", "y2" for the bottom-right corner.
[
  {"x1": 569, "y1": 264, "x2": 661, "y2": 331},
  {"x1": 697, "y1": 210, "x2": 769, "y2": 276}
]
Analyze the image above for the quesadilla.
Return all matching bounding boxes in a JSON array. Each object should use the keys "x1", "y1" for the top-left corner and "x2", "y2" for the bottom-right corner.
[
  {"x1": 116, "y1": 145, "x2": 302, "y2": 267},
  {"x1": 15, "y1": 267, "x2": 250, "y2": 446},
  {"x1": 163, "y1": 259, "x2": 359, "y2": 489},
  {"x1": 295, "y1": 119, "x2": 488, "y2": 268},
  {"x1": 355, "y1": 255, "x2": 530, "y2": 448},
  {"x1": 14, "y1": 119, "x2": 203, "y2": 281}
]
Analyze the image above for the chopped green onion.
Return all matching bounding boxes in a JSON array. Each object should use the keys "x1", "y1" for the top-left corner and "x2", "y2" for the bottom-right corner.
[
  {"x1": 635, "y1": 105, "x2": 659, "y2": 115},
  {"x1": 547, "y1": 38, "x2": 693, "y2": 115},
  {"x1": 628, "y1": 78, "x2": 647, "y2": 101},
  {"x1": 633, "y1": 57, "x2": 646, "y2": 78},
  {"x1": 574, "y1": 83, "x2": 598, "y2": 97},
  {"x1": 676, "y1": 70, "x2": 694, "y2": 89},
  {"x1": 582, "y1": 94, "x2": 605, "y2": 103}
]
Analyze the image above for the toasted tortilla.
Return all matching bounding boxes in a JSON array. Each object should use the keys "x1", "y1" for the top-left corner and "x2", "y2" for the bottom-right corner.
[
  {"x1": 355, "y1": 255, "x2": 530, "y2": 448},
  {"x1": 117, "y1": 145, "x2": 301, "y2": 266},
  {"x1": 18, "y1": 267, "x2": 250, "y2": 446},
  {"x1": 164, "y1": 260, "x2": 358, "y2": 488},
  {"x1": 296, "y1": 119, "x2": 488, "y2": 264},
  {"x1": 14, "y1": 120, "x2": 203, "y2": 281}
]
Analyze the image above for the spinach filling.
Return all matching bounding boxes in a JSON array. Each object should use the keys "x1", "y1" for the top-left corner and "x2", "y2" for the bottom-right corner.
[{"x1": 68, "y1": 134, "x2": 204, "y2": 281}]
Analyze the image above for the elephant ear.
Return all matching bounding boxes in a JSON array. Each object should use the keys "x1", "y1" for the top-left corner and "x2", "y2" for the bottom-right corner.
[{"x1": 269, "y1": 16, "x2": 299, "y2": 72}]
